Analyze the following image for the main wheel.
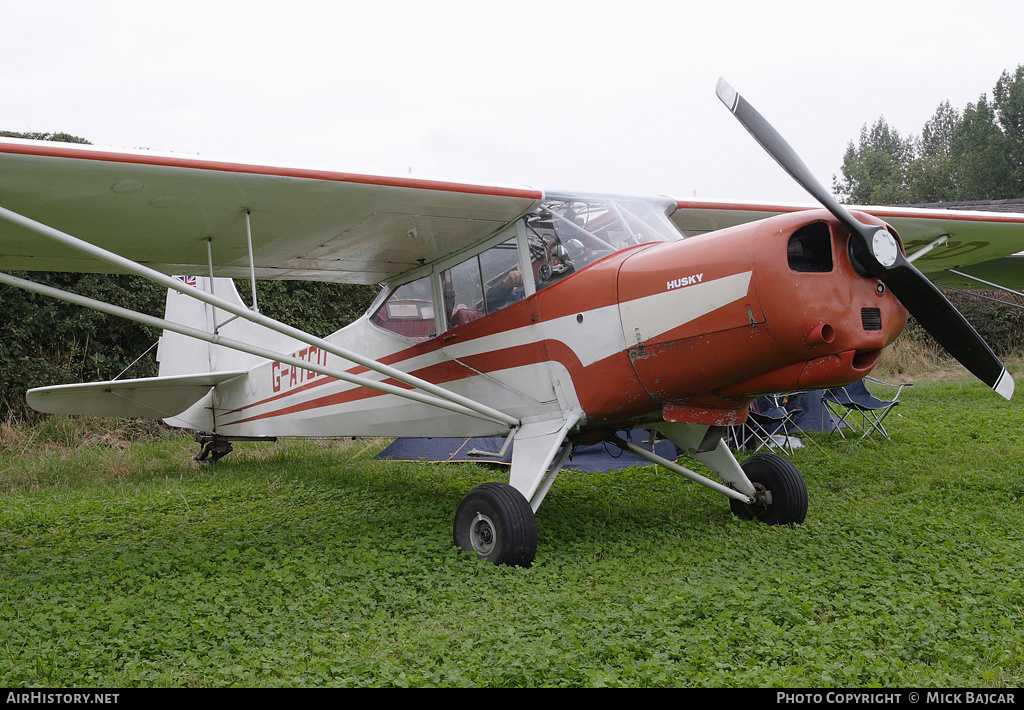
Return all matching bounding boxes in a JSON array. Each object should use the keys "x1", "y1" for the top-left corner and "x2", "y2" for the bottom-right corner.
[
  {"x1": 730, "y1": 452, "x2": 808, "y2": 525},
  {"x1": 453, "y1": 482, "x2": 537, "y2": 567}
]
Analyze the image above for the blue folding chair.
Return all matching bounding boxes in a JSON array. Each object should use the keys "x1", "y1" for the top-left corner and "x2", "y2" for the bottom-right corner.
[
  {"x1": 822, "y1": 377, "x2": 911, "y2": 441},
  {"x1": 738, "y1": 393, "x2": 803, "y2": 453}
]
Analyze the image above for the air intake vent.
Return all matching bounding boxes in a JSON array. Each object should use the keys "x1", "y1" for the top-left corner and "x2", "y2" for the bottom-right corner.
[
  {"x1": 787, "y1": 222, "x2": 833, "y2": 273},
  {"x1": 861, "y1": 308, "x2": 882, "y2": 331}
]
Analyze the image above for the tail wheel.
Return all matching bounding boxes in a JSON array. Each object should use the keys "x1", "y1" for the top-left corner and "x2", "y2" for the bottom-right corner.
[
  {"x1": 453, "y1": 482, "x2": 537, "y2": 567},
  {"x1": 730, "y1": 452, "x2": 808, "y2": 525}
]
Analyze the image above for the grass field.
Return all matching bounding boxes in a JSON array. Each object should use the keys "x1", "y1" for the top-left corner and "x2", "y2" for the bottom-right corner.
[{"x1": 1, "y1": 377, "x2": 1022, "y2": 687}]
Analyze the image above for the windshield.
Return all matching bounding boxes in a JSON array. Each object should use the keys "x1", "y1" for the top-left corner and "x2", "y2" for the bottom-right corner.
[{"x1": 524, "y1": 193, "x2": 681, "y2": 273}]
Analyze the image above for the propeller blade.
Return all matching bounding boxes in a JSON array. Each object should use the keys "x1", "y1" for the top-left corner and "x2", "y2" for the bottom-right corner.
[
  {"x1": 881, "y1": 259, "x2": 1013, "y2": 398},
  {"x1": 716, "y1": 78, "x2": 1014, "y2": 400},
  {"x1": 715, "y1": 79, "x2": 864, "y2": 240}
]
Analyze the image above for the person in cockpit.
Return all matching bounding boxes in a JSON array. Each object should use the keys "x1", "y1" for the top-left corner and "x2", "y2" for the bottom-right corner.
[
  {"x1": 484, "y1": 234, "x2": 576, "y2": 313},
  {"x1": 485, "y1": 268, "x2": 525, "y2": 312}
]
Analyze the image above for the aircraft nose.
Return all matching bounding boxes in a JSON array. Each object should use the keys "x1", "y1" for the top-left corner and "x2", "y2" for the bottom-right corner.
[{"x1": 751, "y1": 212, "x2": 909, "y2": 372}]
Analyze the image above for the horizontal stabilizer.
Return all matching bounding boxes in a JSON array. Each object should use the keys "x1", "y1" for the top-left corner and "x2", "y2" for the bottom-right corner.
[{"x1": 27, "y1": 371, "x2": 247, "y2": 418}]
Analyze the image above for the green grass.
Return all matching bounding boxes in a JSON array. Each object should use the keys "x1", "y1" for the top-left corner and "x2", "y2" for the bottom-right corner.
[{"x1": 1, "y1": 379, "x2": 1023, "y2": 687}]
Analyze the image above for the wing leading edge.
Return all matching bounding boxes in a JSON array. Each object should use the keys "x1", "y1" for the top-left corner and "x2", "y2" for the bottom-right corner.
[{"x1": 0, "y1": 139, "x2": 543, "y2": 284}]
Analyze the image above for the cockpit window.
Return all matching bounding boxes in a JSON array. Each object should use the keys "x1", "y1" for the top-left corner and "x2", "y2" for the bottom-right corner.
[
  {"x1": 525, "y1": 195, "x2": 680, "y2": 290},
  {"x1": 788, "y1": 222, "x2": 833, "y2": 273},
  {"x1": 373, "y1": 194, "x2": 684, "y2": 338}
]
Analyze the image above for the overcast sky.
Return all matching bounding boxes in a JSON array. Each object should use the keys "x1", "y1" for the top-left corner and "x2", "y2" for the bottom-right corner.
[{"x1": 3, "y1": 0, "x2": 1022, "y2": 204}]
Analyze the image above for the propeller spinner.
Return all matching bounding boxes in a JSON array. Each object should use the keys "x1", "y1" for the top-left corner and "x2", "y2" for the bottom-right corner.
[{"x1": 716, "y1": 79, "x2": 1014, "y2": 400}]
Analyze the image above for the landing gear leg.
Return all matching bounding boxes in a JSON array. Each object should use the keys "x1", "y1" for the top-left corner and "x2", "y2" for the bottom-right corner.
[
  {"x1": 636, "y1": 424, "x2": 808, "y2": 525},
  {"x1": 453, "y1": 482, "x2": 538, "y2": 567}
]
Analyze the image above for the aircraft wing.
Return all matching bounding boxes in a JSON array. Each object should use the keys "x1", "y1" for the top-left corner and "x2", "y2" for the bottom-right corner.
[
  {"x1": 673, "y1": 199, "x2": 1024, "y2": 290},
  {"x1": 0, "y1": 139, "x2": 543, "y2": 284}
]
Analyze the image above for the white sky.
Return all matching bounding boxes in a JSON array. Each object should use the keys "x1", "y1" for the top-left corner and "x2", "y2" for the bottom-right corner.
[{"x1": 3, "y1": 0, "x2": 1023, "y2": 204}]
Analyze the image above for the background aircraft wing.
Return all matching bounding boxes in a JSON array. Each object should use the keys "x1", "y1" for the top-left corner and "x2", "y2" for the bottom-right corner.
[
  {"x1": 672, "y1": 199, "x2": 1024, "y2": 289},
  {"x1": 0, "y1": 139, "x2": 543, "y2": 284},
  {"x1": 929, "y1": 255, "x2": 1024, "y2": 290}
]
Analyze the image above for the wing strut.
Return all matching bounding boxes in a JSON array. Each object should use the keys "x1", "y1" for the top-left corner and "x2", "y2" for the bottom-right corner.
[
  {"x1": 0, "y1": 205, "x2": 520, "y2": 429},
  {"x1": 906, "y1": 234, "x2": 949, "y2": 263},
  {"x1": 946, "y1": 268, "x2": 1024, "y2": 300}
]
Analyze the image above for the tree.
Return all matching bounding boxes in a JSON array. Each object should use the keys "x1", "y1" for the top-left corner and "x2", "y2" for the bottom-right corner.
[
  {"x1": 833, "y1": 118, "x2": 915, "y2": 205},
  {"x1": 834, "y1": 65, "x2": 1024, "y2": 204},
  {"x1": 949, "y1": 94, "x2": 1018, "y2": 200},
  {"x1": 993, "y1": 65, "x2": 1024, "y2": 195},
  {"x1": 906, "y1": 101, "x2": 960, "y2": 203},
  {"x1": 0, "y1": 131, "x2": 89, "y2": 144}
]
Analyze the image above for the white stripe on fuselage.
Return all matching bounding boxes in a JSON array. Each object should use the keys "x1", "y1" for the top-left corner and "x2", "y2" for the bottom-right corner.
[
  {"x1": 217, "y1": 271, "x2": 756, "y2": 430},
  {"x1": 618, "y1": 271, "x2": 753, "y2": 345},
  {"x1": 243, "y1": 271, "x2": 755, "y2": 399},
  {"x1": 444, "y1": 271, "x2": 754, "y2": 369}
]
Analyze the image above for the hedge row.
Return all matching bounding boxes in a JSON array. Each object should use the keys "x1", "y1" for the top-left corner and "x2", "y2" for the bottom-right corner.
[{"x1": 902, "y1": 288, "x2": 1024, "y2": 357}]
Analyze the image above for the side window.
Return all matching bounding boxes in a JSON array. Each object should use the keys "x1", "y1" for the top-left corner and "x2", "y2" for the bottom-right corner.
[
  {"x1": 442, "y1": 258, "x2": 485, "y2": 328},
  {"x1": 479, "y1": 239, "x2": 522, "y2": 313},
  {"x1": 442, "y1": 238, "x2": 521, "y2": 328},
  {"x1": 369, "y1": 276, "x2": 435, "y2": 341}
]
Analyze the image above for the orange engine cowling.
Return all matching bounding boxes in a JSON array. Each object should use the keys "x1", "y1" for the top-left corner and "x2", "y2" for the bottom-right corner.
[{"x1": 615, "y1": 209, "x2": 908, "y2": 423}]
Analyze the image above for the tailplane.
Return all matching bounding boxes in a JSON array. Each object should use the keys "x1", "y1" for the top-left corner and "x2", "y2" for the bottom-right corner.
[{"x1": 27, "y1": 371, "x2": 247, "y2": 419}]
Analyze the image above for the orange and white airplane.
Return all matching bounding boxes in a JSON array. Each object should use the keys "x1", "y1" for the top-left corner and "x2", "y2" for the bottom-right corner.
[{"x1": 2, "y1": 80, "x2": 1022, "y2": 566}]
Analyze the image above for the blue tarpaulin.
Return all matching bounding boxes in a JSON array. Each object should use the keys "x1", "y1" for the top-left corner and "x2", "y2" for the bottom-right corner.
[
  {"x1": 375, "y1": 429, "x2": 680, "y2": 472},
  {"x1": 377, "y1": 391, "x2": 847, "y2": 470}
]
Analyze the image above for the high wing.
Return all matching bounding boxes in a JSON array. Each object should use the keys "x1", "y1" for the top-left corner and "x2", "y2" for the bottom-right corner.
[
  {"x1": 5, "y1": 137, "x2": 1020, "y2": 290},
  {"x1": 672, "y1": 199, "x2": 1024, "y2": 290},
  {"x1": 0, "y1": 138, "x2": 542, "y2": 284}
]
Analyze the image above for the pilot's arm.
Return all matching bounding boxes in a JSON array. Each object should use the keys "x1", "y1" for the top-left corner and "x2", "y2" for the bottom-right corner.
[{"x1": 485, "y1": 270, "x2": 524, "y2": 311}]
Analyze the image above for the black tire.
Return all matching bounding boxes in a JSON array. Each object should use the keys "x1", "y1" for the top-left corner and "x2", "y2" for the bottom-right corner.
[
  {"x1": 453, "y1": 482, "x2": 538, "y2": 567},
  {"x1": 729, "y1": 452, "x2": 808, "y2": 525}
]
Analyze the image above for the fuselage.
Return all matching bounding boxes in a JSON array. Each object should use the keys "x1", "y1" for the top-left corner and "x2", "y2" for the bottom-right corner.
[{"x1": 193, "y1": 204, "x2": 907, "y2": 440}]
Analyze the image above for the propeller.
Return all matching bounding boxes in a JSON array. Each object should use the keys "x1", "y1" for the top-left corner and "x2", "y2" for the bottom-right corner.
[{"x1": 716, "y1": 78, "x2": 1014, "y2": 400}]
